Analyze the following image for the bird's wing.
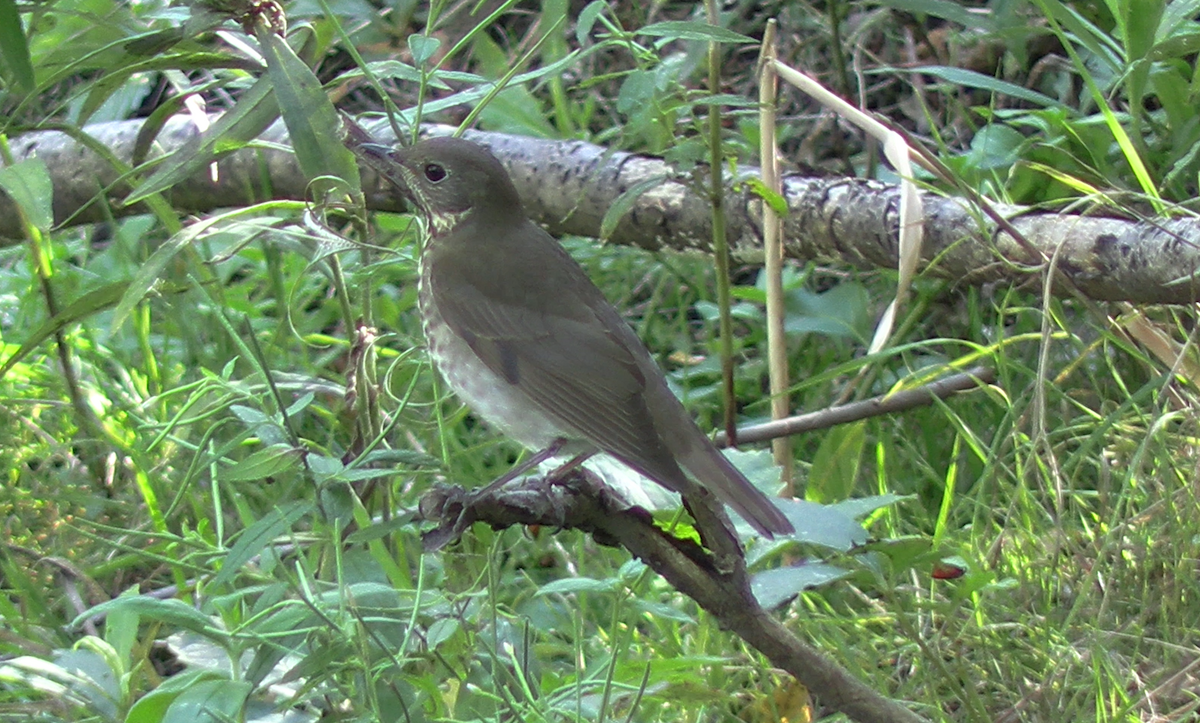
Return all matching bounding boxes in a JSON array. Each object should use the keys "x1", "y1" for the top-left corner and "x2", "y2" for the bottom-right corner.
[{"x1": 428, "y1": 220, "x2": 689, "y2": 489}]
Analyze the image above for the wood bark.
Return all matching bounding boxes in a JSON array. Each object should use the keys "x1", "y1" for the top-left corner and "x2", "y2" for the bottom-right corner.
[
  {"x1": 4, "y1": 115, "x2": 1198, "y2": 303},
  {"x1": 419, "y1": 472, "x2": 929, "y2": 723}
]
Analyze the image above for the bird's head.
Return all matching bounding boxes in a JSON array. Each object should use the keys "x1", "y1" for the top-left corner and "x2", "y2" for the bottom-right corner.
[{"x1": 361, "y1": 136, "x2": 523, "y2": 235}]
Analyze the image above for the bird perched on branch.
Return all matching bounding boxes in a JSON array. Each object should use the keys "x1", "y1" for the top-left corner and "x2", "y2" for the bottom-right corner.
[{"x1": 358, "y1": 135, "x2": 793, "y2": 539}]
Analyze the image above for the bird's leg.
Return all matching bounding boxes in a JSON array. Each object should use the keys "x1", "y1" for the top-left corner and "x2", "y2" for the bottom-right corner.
[
  {"x1": 424, "y1": 440, "x2": 571, "y2": 550},
  {"x1": 473, "y1": 438, "x2": 568, "y2": 497},
  {"x1": 544, "y1": 450, "x2": 596, "y2": 483}
]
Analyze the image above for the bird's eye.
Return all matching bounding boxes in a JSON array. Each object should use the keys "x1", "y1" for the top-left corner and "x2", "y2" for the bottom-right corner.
[{"x1": 424, "y1": 163, "x2": 447, "y2": 183}]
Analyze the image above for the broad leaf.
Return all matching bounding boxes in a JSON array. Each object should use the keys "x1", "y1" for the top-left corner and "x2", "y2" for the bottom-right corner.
[
  {"x1": 752, "y1": 563, "x2": 851, "y2": 609},
  {"x1": 258, "y1": 26, "x2": 361, "y2": 196}
]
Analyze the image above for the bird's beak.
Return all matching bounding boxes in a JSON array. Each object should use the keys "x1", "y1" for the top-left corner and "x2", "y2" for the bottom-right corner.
[
  {"x1": 353, "y1": 142, "x2": 412, "y2": 194},
  {"x1": 356, "y1": 142, "x2": 395, "y2": 161},
  {"x1": 339, "y1": 112, "x2": 416, "y2": 196}
]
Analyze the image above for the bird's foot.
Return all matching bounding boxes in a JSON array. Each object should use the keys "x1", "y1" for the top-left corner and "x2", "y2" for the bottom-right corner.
[
  {"x1": 419, "y1": 484, "x2": 476, "y2": 552},
  {"x1": 419, "y1": 466, "x2": 582, "y2": 551}
]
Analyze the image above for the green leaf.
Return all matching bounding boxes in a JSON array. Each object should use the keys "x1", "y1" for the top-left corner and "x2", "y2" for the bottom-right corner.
[
  {"x1": 343, "y1": 515, "x2": 417, "y2": 544},
  {"x1": 75, "y1": 71, "x2": 153, "y2": 125},
  {"x1": 356, "y1": 447, "x2": 443, "y2": 468},
  {"x1": 243, "y1": 606, "x2": 311, "y2": 686},
  {"x1": 0, "y1": 0, "x2": 34, "y2": 93},
  {"x1": 599, "y1": 173, "x2": 668, "y2": 240},
  {"x1": 222, "y1": 443, "x2": 303, "y2": 482},
  {"x1": 49, "y1": 647, "x2": 119, "y2": 716},
  {"x1": 230, "y1": 403, "x2": 290, "y2": 446},
  {"x1": 616, "y1": 69, "x2": 655, "y2": 114},
  {"x1": 479, "y1": 84, "x2": 559, "y2": 137},
  {"x1": 689, "y1": 93, "x2": 761, "y2": 107},
  {"x1": 535, "y1": 576, "x2": 619, "y2": 596},
  {"x1": 426, "y1": 617, "x2": 461, "y2": 648},
  {"x1": 103, "y1": 590, "x2": 141, "y2": 673},
  {"x1": 0, "y1": 157, "x2": 53, "y2": 230},
  {"x1": 126, "y1": 671, "x2": 226, "y2": 723},
  {"x1": 872, "y1": 0, "x2": 996, "y2": 31},
  {"x1": 314, "y1": 581, "x2": 404, "y2": 607},
  {"x1": 407, "y1": 34, "x2": 440, "y2": 66},
  {"x1": 1156, "y1": 0, "x2": 1200, "y2": 53},
  {"x1": 259, "y1": 27, "x2": 362, "y2": 196},
  {"x1": 339, "y1": 467, "x2": 411, "y2": 482},
  {"x1": 784, "y1": 282, "x2": 872, "y2": 342},
  {"x1": 1151, "y1": 66, "x2": 1195, "y2": 143},
  {"x1": 73, "y1": 598, "x2": 220, "y2": 639},
  {"x1": 723, "y1": 447, "x2": 784, "y2": 496},
  {"x1": 637, "y1": 20, "x2": 754, "y2": 44},
  {"x1": 912, "y1": 66, "x2": 1065, "y2": 109},
  {"x1": 211, "y1": 500, "x2": 311, "y2": 588},
  {"x1": 861, "y1": 535, "x2": 934, "y2": 573},
  {"x1": 1122, "y1": 0, "x2": 1164, "y2": 60},
  {"x1": 1040, "y1": 1, "x2": 1123, "y2": 72},
  {"x1": 79, "y1": 67, "x2": 148, "y2": 127},
  {"x1": 775, "y1": 498, "x2": 868, "y2": 550},
  {"x1": 830, "y1": 494, "x2": 910, "y2": 520},
  {"x1": 0, "y1": 282, "x2": 134, "y2": 382},
  {"x1": 1151, "y1": 26, "x2": 1200, "y2": 60},
  {"x1": 162, "y1": 679, "x2": 251, "y2": 723},
  {"x1": 0, "y1": 651, "x2": 118, "y2": 717},
  {"x1": 575, "y1": 0, "x2": 608, "y2": 44},
  {"x1": 617, "y1": 557, "x2": 648, "y2": 581},
  {"x1": 306, "y1": 452, "x2": 344, "y2": 482},
  {"x1": 109, "y1": 220, "x2": 207, "y2": 332},
  {"x1": 388, "y1": 50, "x2": 584, "y2": 126},
  {"x1": 807, "y1": 421, "x2": 866, "y2": 503},
  {"x1": 632, "y1": 599, "x2": 695, "y2": 623},
  {"x1": 338, "y1": 59, "x2": 451, "y2": 89},
  {"x1": 752, "y1": 563, "x2": 851, "y2": 609},
  {"x1": 964, "y1": 124, "x2": 1026, "y2": 171},
  {"x1": 469, "y1": 31, "x2": 558, "y2": 138},
  {"x1": 744, "y1": 177, "x2": 788, "y2": 216},
  {"x1": 126, "y1": 75, "x2": 280, "y2": 204}
]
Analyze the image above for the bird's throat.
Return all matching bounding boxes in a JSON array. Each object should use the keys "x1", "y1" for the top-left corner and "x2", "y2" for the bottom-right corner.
[{"x1": 424, "y1": 207, "x2": 472, "y2": 238}]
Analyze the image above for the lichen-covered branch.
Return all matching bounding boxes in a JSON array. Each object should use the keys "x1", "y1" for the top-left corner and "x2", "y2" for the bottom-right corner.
[{"x1": 5, "y1": 116, "x2": 1198, "y2": 303}]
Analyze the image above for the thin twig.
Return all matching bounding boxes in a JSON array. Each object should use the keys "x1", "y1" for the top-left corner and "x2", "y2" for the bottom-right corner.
[{"x1": 715, "y1": 366, "x2": 995, "y2": 447}]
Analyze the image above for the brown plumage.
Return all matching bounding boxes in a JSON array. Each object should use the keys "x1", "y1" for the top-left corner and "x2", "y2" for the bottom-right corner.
[{"x1": 363, "y1": 136, "x2": 793, "y2": 538}]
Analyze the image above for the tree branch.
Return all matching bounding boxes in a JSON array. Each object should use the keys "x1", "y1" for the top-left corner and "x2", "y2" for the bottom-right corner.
[
  {"x1": 419, "y1": 472, "x2": 928, "y2": 723},
  {"x1": 5, "y1": 116, "x2": 1199, "y2": 303}
]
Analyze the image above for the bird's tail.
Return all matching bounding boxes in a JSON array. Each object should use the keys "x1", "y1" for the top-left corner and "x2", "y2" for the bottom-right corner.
[{"x1": 680, "y1": 443, "x2": 794, "y2": 538}]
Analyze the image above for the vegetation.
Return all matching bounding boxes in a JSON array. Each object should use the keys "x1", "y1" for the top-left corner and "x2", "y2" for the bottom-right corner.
[{"x1": 2, "y1": 0, "x2": 1199, "y2": 721}]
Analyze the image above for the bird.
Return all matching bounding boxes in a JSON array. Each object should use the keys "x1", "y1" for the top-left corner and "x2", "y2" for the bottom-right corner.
[{"x1": 359, "y1": 135, "x2": 793, "y2": 539}]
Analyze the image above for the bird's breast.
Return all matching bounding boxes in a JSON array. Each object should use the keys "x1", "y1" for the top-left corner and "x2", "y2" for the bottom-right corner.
[{"x1": 418, "y1": 254, "x2": 581, "y2": 453}]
